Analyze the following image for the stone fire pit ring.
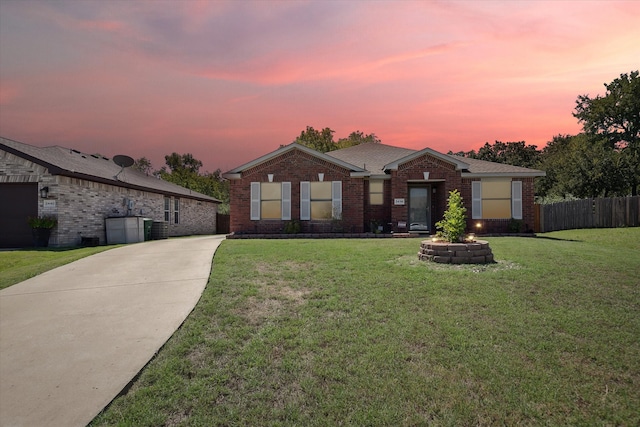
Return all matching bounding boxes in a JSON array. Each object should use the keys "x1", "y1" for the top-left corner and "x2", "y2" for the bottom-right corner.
[{"x1": 418, "y1": 240, "x2": 494, "y2": 264}]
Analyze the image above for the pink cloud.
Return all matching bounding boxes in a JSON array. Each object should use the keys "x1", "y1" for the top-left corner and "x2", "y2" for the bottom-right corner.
[{"x1": 1, "y1": 0, "x2": 639, "y2": 173}]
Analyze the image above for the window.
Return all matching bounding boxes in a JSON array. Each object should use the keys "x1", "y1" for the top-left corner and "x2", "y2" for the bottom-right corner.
[
  {"x1": 250, "y1": 182, "x2": 291, "y2": 220},
  {"x1": 482, "y1": 178, "x2": 511, "y2": 219},
  {"x1": 164, "y1": 196, "x2": 170, "y2": 222},
  {"x1": 471, "y1": 179, "x2": 522, "y2": 219},
  {"x1": 369, "y1": 180, "x2": 383, "y2": 205},
  {"x1": 300, "y1": 181, "x2": 342, "y2": 220},
  {"x1": 174, "y1": 198, "x2": 180, "y2": 224},
  {"x1": 261, "y1": 182, "x2": 282, "y2": 219}
]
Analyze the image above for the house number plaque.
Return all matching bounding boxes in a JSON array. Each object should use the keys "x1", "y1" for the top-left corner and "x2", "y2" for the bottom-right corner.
[{"x1": 43, "y1": 200, "x2": 56, "y2": 209}]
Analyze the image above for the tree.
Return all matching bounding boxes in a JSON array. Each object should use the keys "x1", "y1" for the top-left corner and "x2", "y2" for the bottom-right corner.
[
  {"x1": 159, "y1": 153, "x2": 204, "y2": 191},
  {"x1": 133, "y1": 157, "x2": 154, "y2": 175},
  {"x1": 536, "y1": 134, "x2": 628, "y2": 199},
  {"x1": 293, "y1": 126, "x2": 336, "y2": 153},
  {"x1": 163, "y1": 153, "x2": 203, "y2": 174},
  {"x1": 136, "y1": 153, "x2": 230, "y2": 213},
  {"x1": 293, "y1": 126, "x2": 381, "y2": 152},
  {"x1": 336, "y1": 131, "x2": 381, "y2": 149},
  {"x1": 573, "y1": 70, "x2": 640, "y2": 195},
  {"x1": 435, "y1": 190, "x2": 467, "y2": 243},
  {"x1": 451, "y1": 141, "x2": 540, "y2": 168}
]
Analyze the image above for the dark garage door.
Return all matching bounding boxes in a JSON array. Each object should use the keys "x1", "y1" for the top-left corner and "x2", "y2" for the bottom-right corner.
[{"x1": 0, "y1": 183, "x2": 38, "y2": 248}]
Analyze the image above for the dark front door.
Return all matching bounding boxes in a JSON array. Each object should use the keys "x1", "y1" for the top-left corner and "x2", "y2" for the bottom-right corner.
[
  {"x1": 0, "y1": 183, "x2": 38, "y2": 248},
  {"x1": 408, "y1": 186, "x2": 431, "y2": 232}
]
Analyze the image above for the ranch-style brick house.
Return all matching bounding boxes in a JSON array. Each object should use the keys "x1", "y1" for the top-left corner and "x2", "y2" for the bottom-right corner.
[
  {"x1": 224, "y1": 142, "x2": 545, "y2": 235},
  {"x1": 0, "y1": 137, "x2": 220, "y2": 248}
]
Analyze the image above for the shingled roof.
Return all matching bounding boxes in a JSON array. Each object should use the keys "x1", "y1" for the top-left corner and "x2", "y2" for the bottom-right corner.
[
  {"x1": 326, "y1": 143, "x2": 416, "y2": 173},
  {"x1": 327, "y1": 142, "x2": 545, "y2": 177},
  {"x1": 448, "y1": 154, "x2": 545, "y2": 176},
  {"x1": 1, "y1": 137, "x2": 220, "y2": 202}
]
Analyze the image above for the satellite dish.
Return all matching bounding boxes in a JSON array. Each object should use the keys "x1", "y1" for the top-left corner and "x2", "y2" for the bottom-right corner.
[
  {"x1": 113, "y1": 155, "x2": 134, "y2": 168},
  {"x1": 113, "y1": 154, "x2": 134, "y2": 181}
]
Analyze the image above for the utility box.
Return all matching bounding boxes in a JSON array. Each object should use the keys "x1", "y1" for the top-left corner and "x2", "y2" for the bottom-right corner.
[
  {"x1": 143, "y1": 218, "x2": 153, "y2": 241},
  {"x1": 151, "y1": 221, "x2": 169, "y2": 240},
  {"x1": 105, "y1": 217, "x2": 145, "y2": 244}
]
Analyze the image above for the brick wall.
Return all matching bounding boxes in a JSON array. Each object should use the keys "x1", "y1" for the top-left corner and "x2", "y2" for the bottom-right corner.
[
  {"x1": 228, "y1": 149, "x2": 540, "y2": 236},
  {"x1": 1, "y1": 151, "x2": 217, "y2": 246},
  {"x1": 364, "y1": 179, "x2": 391, "y2": 232},
  {"x1": 390, "y1": 154, "x2": 463, "y2": 232},
  {"x1": 462, "y1": 177, "x2": 537, "y2": 234},
  {"x1": 229, "y1": 149, "x2": 365, "y2": 234},
  {"x1": 52, "y1": 178, "x2": 217, "y2": 245}
]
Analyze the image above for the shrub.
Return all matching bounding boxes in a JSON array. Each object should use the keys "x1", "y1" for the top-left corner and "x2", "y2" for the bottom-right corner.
[
  {"x1": 27, "y1": 216, "x2": 58, "y2": 229},
  {"x1": 283, "y1": 220, "x2": 301, "y2": 234},
  {"x1": 435, "y1": 190, "x2": 467, "y2": 242},
  {"x1": 508, "y1": 218, "x2": 524, "y2": 233}
]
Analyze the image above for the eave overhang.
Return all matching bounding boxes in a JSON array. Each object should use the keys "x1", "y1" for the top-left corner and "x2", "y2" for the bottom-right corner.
[
  {"x1": 223, "y1": 143, "x2": 366, "y2": 179},
  {"x1": 461, "y1": 171, "x2": 546, "y2": 178},
  {"x1": 1, "y1": 142, "x2": 220, "y2": 203}
]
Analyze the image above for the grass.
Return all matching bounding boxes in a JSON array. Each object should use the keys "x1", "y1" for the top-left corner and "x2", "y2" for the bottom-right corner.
[
  {"x1": 0, "y1": 246, "x2": 118, "y2": 290},
  {"x1": 81, "y1": 228, "x2": 638, "y2": 425}
]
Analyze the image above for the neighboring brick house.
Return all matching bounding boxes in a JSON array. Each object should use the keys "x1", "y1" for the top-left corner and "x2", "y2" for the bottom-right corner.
[
  {"x1": 0, "y1": 137, "x2": 220, "y2": 248},
  {"x1": 224, "y1": 142, "x2": 545, "y2": 235}
]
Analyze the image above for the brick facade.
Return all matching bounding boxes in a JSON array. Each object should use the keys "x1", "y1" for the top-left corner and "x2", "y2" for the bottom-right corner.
[
  {"x1": 1, "y1": 150, "x2": 217, "y2": 246},
  {"x1": 226, "y1": 144, "x2": 544, "y2": 236},
  {"x1": 229, "y1": 149, "x2": 365, "y2": 234},
  {"x1": 390, "y1": 153, "x2": 462, "y2": 233}
]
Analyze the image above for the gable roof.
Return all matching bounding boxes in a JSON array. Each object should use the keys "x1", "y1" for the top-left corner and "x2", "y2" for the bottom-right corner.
[
  {"x1": 329, "y1": 142, "x2": 545, "y2": 177},
  {"x1": 1, "y1": 137, "x2": 220, "y2": 202},
  {"x1": 381, "y1": 146, "x2": 470, "y2": 172},
  {"x1": 224, "y1": 143, "x2": 367, "y2": 178}
]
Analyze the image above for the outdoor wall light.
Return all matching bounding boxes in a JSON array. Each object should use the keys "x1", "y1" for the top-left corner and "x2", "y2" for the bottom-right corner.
[
  {"x1": 475, "y1": 222, "x2": 482, "y2": 229},
  {"x1": 318, "y1": 173, "x2": 324, "y2": 182},
  {"x1": 40, "y1": 186, "x2": 49, "y2": 198}
]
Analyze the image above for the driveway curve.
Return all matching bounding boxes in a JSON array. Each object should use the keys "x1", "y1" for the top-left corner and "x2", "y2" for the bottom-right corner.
[{"x1": 0, "y1": 235, "x2": 225, "y2": 427}]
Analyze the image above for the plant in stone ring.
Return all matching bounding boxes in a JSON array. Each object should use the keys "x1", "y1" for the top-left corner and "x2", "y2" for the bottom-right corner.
[{"x1": 435, "y1": 189, "x2": 467, "y2": 243}]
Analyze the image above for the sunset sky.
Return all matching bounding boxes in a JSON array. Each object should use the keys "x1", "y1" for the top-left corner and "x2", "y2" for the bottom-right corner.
[{"x1": 1, "y1": 0, "x2": 639, "y2": 172}]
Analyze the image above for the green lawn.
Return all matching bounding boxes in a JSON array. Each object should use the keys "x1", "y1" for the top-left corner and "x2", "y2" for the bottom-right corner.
[
  {"x1": 81, "y1": 228, "x2": 636, "y2": 425},
  {"x1": 0, "y1": 246, "x2": 119, "y2": 290}
]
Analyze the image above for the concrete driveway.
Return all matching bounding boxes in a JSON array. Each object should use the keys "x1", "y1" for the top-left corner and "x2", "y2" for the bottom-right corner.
[{"x1": 0, "y1": 235, "x2": 225, "y2": 427}]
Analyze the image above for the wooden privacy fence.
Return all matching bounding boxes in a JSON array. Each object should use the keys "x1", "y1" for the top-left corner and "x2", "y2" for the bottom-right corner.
[{"x1": 536, "y1": 196, "x2": 640, "y2": 232}]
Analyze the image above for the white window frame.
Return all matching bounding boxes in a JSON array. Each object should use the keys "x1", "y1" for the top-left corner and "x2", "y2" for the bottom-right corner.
[
  {"x1": 301, "y1": 181, "x2": 342, "y2": 220},
  {"x1": 369, "y1": 179, "x2": 384, "y2": 205},
  {"x1": 164, "y1": 196, "x2": 171, "y2": 222},
  {"x1": 250, "y1": 182, "x2": 291, "y2": 220},
  {"x1": 174, "y1": 198, "x2": 180, "y2": 224}
]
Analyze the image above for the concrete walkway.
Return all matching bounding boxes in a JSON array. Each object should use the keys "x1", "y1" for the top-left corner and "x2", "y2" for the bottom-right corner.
[{"x1": 0, "y1": 235, "x2": 225, "y2": 427}]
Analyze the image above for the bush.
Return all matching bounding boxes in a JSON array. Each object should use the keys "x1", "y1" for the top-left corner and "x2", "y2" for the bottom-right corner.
[
  {"x1": 283, "y1": 220, "x2": 301, "y2": 234},
  {"x1": 508, "y1": 218, "x2": 524, "y2": 233},
  {"x1": 435, "y1": 190, "x2": 467, "y2": 242},
  {"x1": 27, "y1": 216, "x2": 58, "y2": 229}
]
